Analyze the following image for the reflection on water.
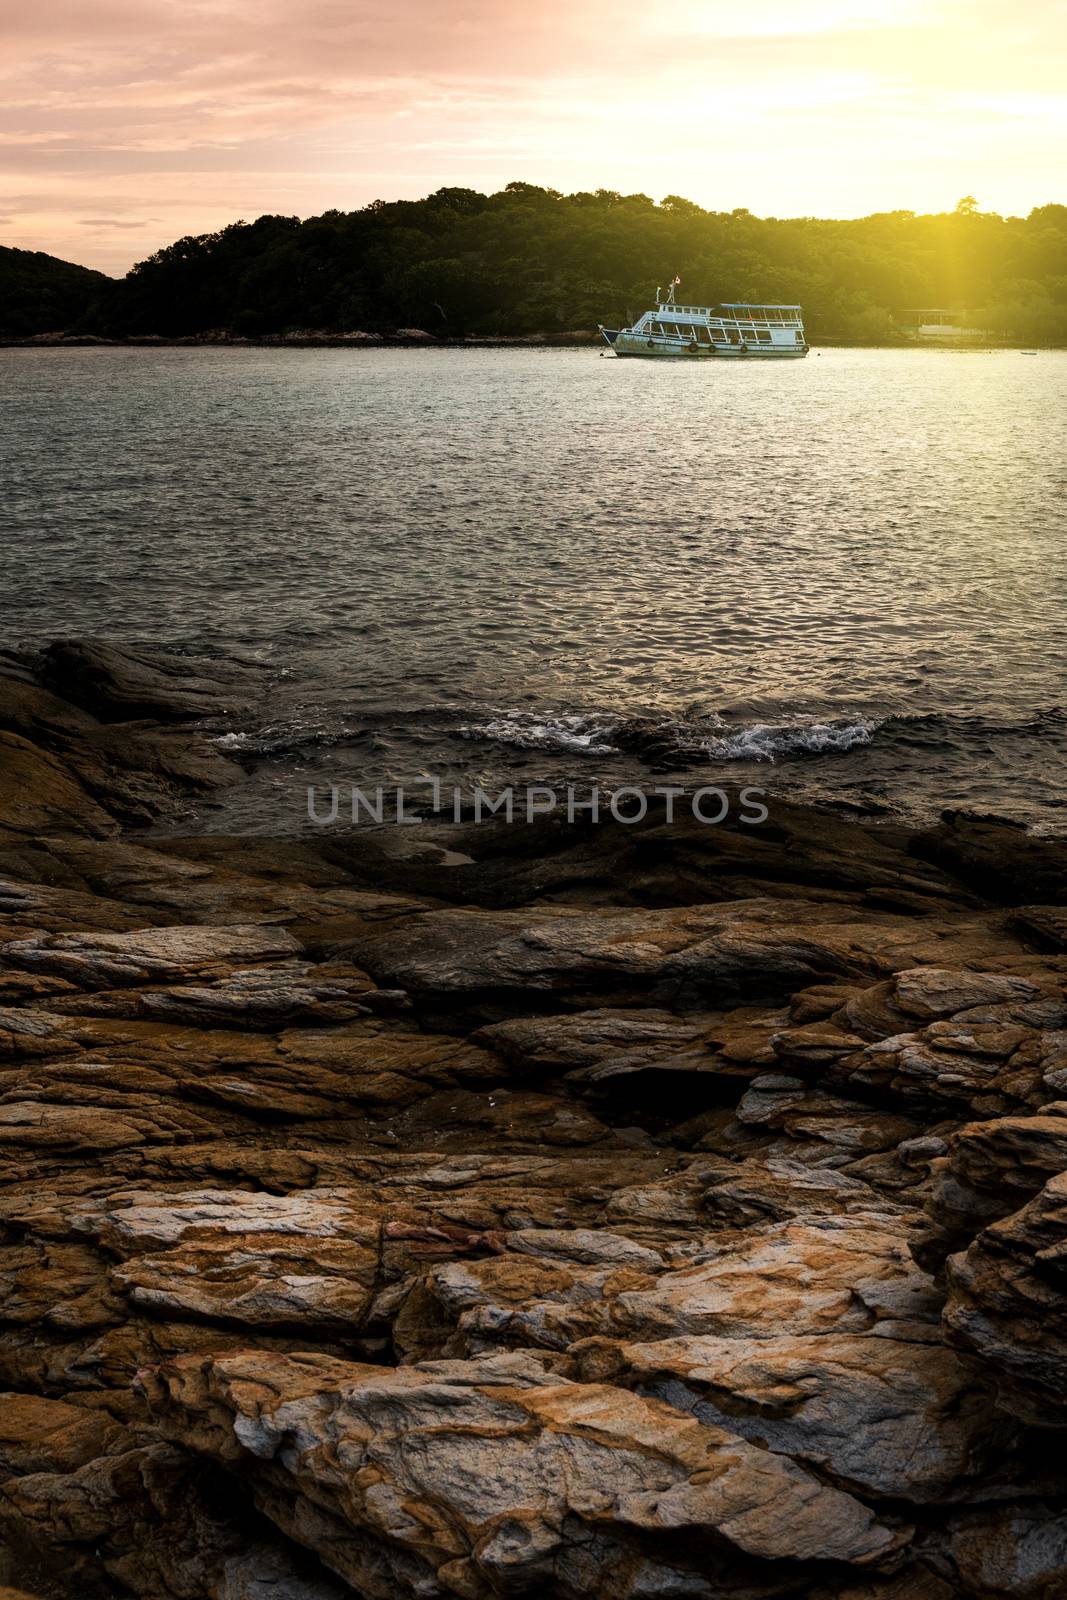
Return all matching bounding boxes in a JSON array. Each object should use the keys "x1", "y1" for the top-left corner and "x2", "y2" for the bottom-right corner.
[{"x1": 2, "y1": 345, "x2": 1065, "y2": 827}]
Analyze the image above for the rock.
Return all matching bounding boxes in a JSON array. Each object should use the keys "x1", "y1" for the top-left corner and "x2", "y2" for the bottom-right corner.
[
  {"x1": 67, "y1": 1186, "x2": 382, "y2": 1332},
  {"x1": 807, "y1": 1571, "x2": 956, "y2": 1600},
  {"x1": 700, "y1": 1155, "x2": 910, "y2": 1224},
  {"x1": 1012, "y1": 904, "x2": 1067, "y2": 952},
  {"x1": 890, "y1": 967, "x2": 1045, "y2": 1021},
  {"x1": 0, "y1": 1433, "x2": 353, "y2": 1600},
  {"x1": 0, "y1": 647, "x2": 1064, "y2": 1598},
  {"x1": 824, "y1": 997, "x2": 1066, "y2": 1119},
  {"x1": 478, "y1": 1006, "x2": 731, "y2": 1078},
  {"x1": 477, "y1": 1007, "x2": 781, "y2": 1119},
  {"x1": 0, "y1": 1393, "x2": 121, "y2": 1475},
  {"x1": 134, "y1": 961, "x2": 376, "y2": 1029},
  {"x1": 0, "y1": 658, "x2": 242, "y2": 838},
  {"x1": 0, "y1": 735, "x2": 116, "y2": 842},
  {"x1": 942, "y1": 1170, "x2": 1067, "y2": 1426},
  {"x1": 734, "y1": 1076, "x2": 919, "y2": 1155},
  {"x1": 408, "y1": 1209, "x2": 944, "y2": 1372},
  {"x1": 142, "y1": 1349, "x2": 909, "y2": 1596},
  {"x1": 2, "y1": 925, "x2": 301, "y2": 989},
  {"x1": 329, "y1": 897, "x2": 1030, "y2": 1020},
  {"x1": 609, "y1": 1331, "x2": 1007, "y2": 1503},
  {"x1": 913, "y1": 1108, "x2": 1067, "y2": 1272},
  {"x1": 912, "y1": 811, "x2": 1067, "y2": 906},
  {"x1": 929, "y1": 1500, "x2": 1067, "y2": 1598},
  {"x1": 39, "y1": 641, "x2": 258, "y2": 724}
]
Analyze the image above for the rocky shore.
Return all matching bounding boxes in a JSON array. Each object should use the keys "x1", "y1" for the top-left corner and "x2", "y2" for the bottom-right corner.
[
  {"x1": 0, "y1": 641, "x2": 1064, "y2": 1600},
  {"x1": 1, "y1": 331, "x2": 602, "y2": 350}
]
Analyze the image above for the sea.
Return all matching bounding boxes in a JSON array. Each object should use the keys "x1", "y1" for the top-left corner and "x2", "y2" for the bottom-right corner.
[{"x1": 2, "y1": 343, "x2": 1065, "y2": 834}]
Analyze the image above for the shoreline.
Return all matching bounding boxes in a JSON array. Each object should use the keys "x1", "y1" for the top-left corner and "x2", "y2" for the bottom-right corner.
[
  {"x1": 3, "y1": 332, "x2": 1058, "y2": 351},
  {"x1": 0, "y1": 639, "x2": 1065, "y2": 1597}
]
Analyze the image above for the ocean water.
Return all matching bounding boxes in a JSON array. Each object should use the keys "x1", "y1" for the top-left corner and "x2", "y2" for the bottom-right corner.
[{"x1": 2, "y1": 344, "x2": 1065, "y2": 831}]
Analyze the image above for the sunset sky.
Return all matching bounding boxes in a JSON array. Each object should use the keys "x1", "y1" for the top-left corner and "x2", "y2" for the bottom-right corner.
[{"x1": 3, "y1": 0, "x2": 1065, "y2": 275}]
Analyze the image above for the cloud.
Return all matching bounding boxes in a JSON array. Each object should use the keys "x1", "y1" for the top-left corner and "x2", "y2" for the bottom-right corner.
[{"x1": 1, "y1": 0, "x2": 1063, "y2": 272}]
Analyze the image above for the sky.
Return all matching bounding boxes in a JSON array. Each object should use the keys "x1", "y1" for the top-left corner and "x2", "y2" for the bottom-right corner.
[{"x1": 2, "y1": 0, "x2": 1065, "y2": 276}]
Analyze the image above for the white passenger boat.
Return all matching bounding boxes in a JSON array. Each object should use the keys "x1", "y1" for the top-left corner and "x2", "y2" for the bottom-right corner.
[{"x1": 599, "y1": 279, "x2": 807, "y2": 358}]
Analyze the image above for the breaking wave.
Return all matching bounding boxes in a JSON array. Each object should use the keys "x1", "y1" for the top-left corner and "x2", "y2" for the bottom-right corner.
[
  {"x1": 212, "y1": 719, "x2": 367, "y2": 757},
  {"x1": 458, "y1": 713, "x2": 621, "y2": 755},
  {"x1": 458, "y1": 709, "x2": 882, "y2": 765},
  {"x1": 702, "y1": 717, "x2": 883, "y2": 762}
]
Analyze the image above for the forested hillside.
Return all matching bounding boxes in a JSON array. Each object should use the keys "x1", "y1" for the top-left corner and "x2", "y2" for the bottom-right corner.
[
  {"x1": 5, "y1": 187, "x2": 1067, "y2": 341},
  {"x1": 0, "y1": 245, "x2": 112, "y2": 337}
]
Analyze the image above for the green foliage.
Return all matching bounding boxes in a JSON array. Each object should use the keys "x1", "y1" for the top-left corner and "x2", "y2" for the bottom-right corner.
[
  {"x1": 0, "y1": 246, "x2": 112, "y2": 337},
  {"x1": 5, "y1": 190, "x2": 1067, "y2": 341}
]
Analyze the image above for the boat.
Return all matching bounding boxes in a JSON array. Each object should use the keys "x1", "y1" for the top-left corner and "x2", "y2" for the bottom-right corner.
[{"x1": 599, "y1": 279, "x2": 807, "y2": 359}]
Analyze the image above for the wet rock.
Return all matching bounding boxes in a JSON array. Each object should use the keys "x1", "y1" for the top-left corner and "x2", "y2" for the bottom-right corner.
[
  {"x1": 39, "y1": 641, "x2": 258, "y2": 725},
  {"x1": 912, "y1": 810, "x2": 1067, "y2": 906},
  {"x1": 0, "y1": 661, "x2": 242, "y2": 837},
  {"x1": 329, "y1": 897, "x2": 1029, "y2": 1020}
]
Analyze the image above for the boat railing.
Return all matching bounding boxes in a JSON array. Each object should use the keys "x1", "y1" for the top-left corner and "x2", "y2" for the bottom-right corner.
[{"x1": 654, "y1": 305, "x2": 802, "y2": 327}]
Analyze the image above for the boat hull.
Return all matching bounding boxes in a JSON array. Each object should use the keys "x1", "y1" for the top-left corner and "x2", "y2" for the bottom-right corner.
[{"x1": 606, "y1": 330, "x2": 806, "y2": 359}]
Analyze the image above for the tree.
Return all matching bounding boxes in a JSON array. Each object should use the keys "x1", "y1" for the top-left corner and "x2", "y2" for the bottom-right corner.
[{"x1": 7, "y1": 186, "x2": 1066, "y2": 343}]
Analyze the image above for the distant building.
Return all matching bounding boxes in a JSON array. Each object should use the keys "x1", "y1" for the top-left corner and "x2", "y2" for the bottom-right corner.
[{"x1": 898, "y1": 309, "x2": 989, "y2": 338}]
